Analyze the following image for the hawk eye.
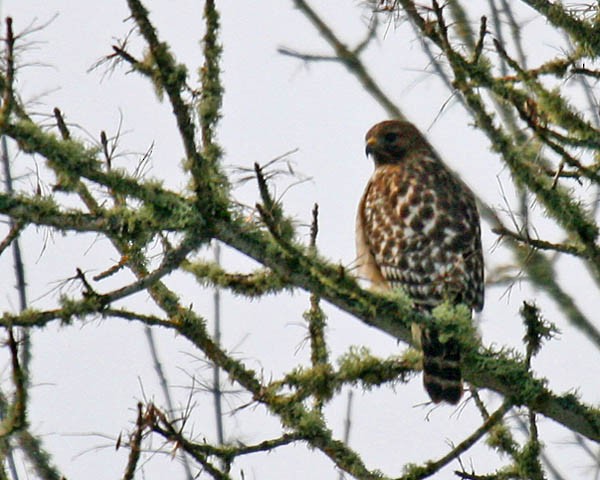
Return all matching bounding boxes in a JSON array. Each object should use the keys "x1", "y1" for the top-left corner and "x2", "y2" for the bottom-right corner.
[{"x1": 384, "y1": 132, "x2": 398, "y2": 143}]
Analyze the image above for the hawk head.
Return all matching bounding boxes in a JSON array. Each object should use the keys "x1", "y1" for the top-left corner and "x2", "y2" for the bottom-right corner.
[{"x1": 365, "y1": 120, "x2": 430, "y2": 166}]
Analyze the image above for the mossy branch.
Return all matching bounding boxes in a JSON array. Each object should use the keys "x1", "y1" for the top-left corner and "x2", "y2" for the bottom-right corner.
[
  {"x1": 520, "y1": 0, "x2": 600, "y2": 56},
  {"x1": 216, "y1": 216, "x2": 600, "y2": 442},
  {"x1": 183, "y1": 260, "x2": 289, "y2": 296},
  {"x1": 403, "y1": 400, "x2": 513, "y2": 480},
  {"x1": 2, "y1": 2, "x2": 600, "y2": 478}
]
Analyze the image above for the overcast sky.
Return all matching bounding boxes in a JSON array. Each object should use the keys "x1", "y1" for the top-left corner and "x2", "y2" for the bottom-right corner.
[{"x1": 1, "y1": 1, "x2": 598, "y2": 479}]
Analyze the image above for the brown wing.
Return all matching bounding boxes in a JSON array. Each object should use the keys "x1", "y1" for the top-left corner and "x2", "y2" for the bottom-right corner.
[{"x1": 357, "y1": 157, "x2": 484, "y2": 312}]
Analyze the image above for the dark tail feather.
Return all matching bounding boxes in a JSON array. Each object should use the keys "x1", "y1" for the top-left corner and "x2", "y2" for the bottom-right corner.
[{"x1": 421, "y1": 327, "x2": 463, "y2": 405}]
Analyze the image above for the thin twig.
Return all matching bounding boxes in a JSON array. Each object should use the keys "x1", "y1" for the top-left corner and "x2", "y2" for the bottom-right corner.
[
  {"x1": 491, "y1": 225, "x2": 585, "y2": 257},
  {"x1": 287, "y1": 0, "x2": 404, "y2": 119},
  {"x1": 121, "y1": 403, "x2": 145, "y2": 480},
  {"x1": 338, "y1": 390, "x2": 354, "y2": 480},
  {"x1": 402, "y1": 400, "x2": 513, "y2": 480},
  {"x1": 212, "y1": 241, "x2": 224, "y2": 446},
  {"x1": 513, "y1": 414, "x2": 567, "y2": 480}
]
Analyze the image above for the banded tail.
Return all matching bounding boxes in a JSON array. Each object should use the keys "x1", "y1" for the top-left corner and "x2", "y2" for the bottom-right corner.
[{"x1": 421, "y1": 327, "x2": 463, "y2": 404}]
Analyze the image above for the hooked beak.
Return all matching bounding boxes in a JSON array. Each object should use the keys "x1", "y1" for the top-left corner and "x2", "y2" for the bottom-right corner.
[{"x1": 365, "y1": 136, "x2": 377, "y2": 157}]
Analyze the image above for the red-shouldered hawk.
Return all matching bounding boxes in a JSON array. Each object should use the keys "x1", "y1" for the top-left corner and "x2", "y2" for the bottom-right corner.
[{"x1": 356, "y1": 120, "x2": 484, "y2": 404}]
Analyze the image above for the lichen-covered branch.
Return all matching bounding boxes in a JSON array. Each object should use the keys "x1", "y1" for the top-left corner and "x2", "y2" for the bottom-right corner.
[{"x1": 1, "y1": 1, "x2": 599, "y2": 478}]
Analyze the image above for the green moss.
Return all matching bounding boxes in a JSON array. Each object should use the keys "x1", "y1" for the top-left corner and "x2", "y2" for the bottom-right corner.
[
  {"x1": 337, "y1": 346, "x2": 414, "y2": 388},
  {"x1": 486, "y1": 423, "x2": 518, "y2": 455},
  {"x1": 287, "y1": 404, "x2": 325, "y2": 438},
  {"x1": 514, "y1": 439, "x2": 545, "y2": 480},
  {"x1": 58, "y1": 294, "x2": 106, "y2": 325},
  {"x1": 431, "y1": 301, "x2": 479, "y2": 351},
  {"x1": 473, "y1": 346, "x2": 554, "y2": 407},
  {"x1": 401, "y1": 463, "x2": 429, "y2": 480},
  {"x1": 283, "y1": 364, "x2": 335, "y2": 401},
  {"x1": 520, "y1": 301, "x2": 559, "y2": 360}
]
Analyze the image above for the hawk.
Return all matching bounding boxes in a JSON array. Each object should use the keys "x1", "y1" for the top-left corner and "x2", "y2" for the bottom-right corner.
[{"x1": 356, "y1": 120, "x2": 484, "y2": 404}]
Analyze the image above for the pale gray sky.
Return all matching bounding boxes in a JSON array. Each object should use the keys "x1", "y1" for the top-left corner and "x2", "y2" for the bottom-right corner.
[{"x1": 1, "y1": 1, "x2": 598, "y2": 479}]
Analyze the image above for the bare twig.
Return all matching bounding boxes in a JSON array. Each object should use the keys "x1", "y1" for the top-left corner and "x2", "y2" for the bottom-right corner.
[
  {"x1": 402, "y1": 400, "x2": 513, "y2": 479},
  {"x1": 286, "y1": 0, "x2": 404, "y2": 119},
  {"x1": 338, "y1": 389, "x2": 354, "y2": 480},
  {"x1": 211, "y1": 241, "x2": 224, "y2": 446},
  {"x1": 121, "y1": 402, "x2": 145, "y2": 480},
  {"x1": 491, "y1": 225, "x2": 584, "y2": 258}
]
